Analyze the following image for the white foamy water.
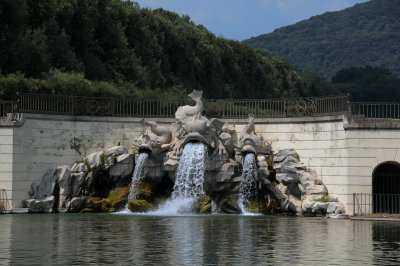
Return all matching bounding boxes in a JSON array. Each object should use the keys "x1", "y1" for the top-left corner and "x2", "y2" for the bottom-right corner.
[
  {"x1": 125, "y1": 152, "x2": 149, "y2": 209},
  {"x1": 152, "y1": 142, "x2": 207, "y2": 215},
  {"x1": 238, "y1": 153, "x2": 258, "y2": 214}
]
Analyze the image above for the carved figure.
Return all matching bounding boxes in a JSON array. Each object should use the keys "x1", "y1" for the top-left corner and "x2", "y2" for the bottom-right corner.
[
  {"x1": 175, "y1": 90, "x2": 203, "y2": 120},
  {"x1": 237, "y1": 114, "x2": 265, "y2": 155},
  {"x1": 144, "y1": 120, "x2": 172, "y2": 149},
  {"x1": 133, "y1": 120, "x2": 172, "y2": 154}
]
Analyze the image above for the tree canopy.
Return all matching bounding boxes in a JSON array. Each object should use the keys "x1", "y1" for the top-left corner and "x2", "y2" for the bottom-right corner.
[
  {"x1": 332, "y1": 66, "x2": 400, "y2": 102},
  {"x1": 0, "y1": 0, "x2": 335, "y2": 100}
]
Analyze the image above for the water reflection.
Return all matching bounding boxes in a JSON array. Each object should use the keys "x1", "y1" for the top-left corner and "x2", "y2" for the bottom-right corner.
[
  {"x1": 0, "y1": 214, "x2": 400, "y2": 264},
  {"x1": 372, "y1": 223, "x2": 400, "y2": 265}
]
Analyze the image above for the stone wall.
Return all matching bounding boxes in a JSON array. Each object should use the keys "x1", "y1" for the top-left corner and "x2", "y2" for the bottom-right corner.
[
  {"x1": 0, "y1": 127, "x2": 14, "y2": 207},
  {"x1": 3, "y1": 114, "x2": 174, "y2": 208},
  {"x1": 1, "y1": 113, "x2": 400, "y2": 213},
  {"x1": 234, "y1": 116, "x2": 350, "y2": 212}
]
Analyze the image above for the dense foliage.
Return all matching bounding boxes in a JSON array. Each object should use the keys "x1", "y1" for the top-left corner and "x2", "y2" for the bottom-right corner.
[
  {"x1": 245, "y1": 0, "x2": 400, "y2": 79},
  {"x1": 332, "y1": 66, "x2": 400, "y2": 102},
  {"x1": 0, "y1": 0, "x2": 335, "y2": 100}
]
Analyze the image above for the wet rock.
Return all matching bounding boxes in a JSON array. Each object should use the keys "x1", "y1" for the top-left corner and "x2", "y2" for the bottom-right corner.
[
  {"x1": 274, "y1": 156, "x2": 306, "y2": 173},
  {"x1": 109, "y1": 154, "x2": 134, "y2": 177},
  {"x1": 303, "y1": 194, "x2": 326, "y2": 201},
  {"x1": 84, "y1": 197, "x2": 103, "y2": 211},
  {"x1": 312, "y1": 202, "x2": 330, "y2": 214},
  {"x1": 192, "y1": 195, "x2": 212, "y2": 214},
  {"x1": 287, "y1": 183, "x2": 303, "y2": 199},
  {"x1": 306, "y1": 184, "x2": 327, "y2": 195},
  {"x1": 28, "y1": 196, "x2": 55, "y2": 213},
  {"x1": 298, "y1": 183, "x2": 306, "y2": 196},
  {"x1": 104, "y1": 156, "x2": 116, "y2": 169},
  {"x1": 71, "y1": 172, "x2": 86, "y2": 197},
  {"x1": 327, "y1": 202, "x2": 345, "y2": 214},
  {"x1": 246, "y1": 201, "x2": 267, "y2": 213},
  {"x1": 273, "y1": 148, "x2": 299, "y2": 163},
  {"x1": 84, "y1": 152, "x2": 103, "y2": 169},
  {"x1": 71, "y1": 163, "x2": 88, "y2": 173},
  {"x1": 220, "y1": 196, "x2": 241, "y2": 214},
  {"x1": 106, "y1": 146, "x2": 128, "y2": 157},
  {"x1": 68, "y1": 196, "x2": 87, "y2": 213},
  {"x1": 258, "y1": 167, "x2": 269, "y2": 180},
  {"x1": 299, "y1": 171, "x2": 317, "y2": 189},
  {"x1": 34, "y1": 167, "x2": 58, "y2": 199},
  {"x1": 276, "y1": 172, "x2": 299, "y2": 184},
  {"x1": 288, "y1": 195, "x2": 302, "y2": 214},
  {"x1": 86, "y1": 171, "x2": 94, "y2": 188},
  {"x1": 57, "y1": 165, "x2": 72, "y2": 208},
  {"x1": 163, "y1": 158, "x2": 179, "y2": 173},
  {"x1": 214, "y1": 161, "x2": 236, "y2": 182},
  {"x1": 200, "y1": 196, "x2": 212, "y2": 214},
  {"x1": 301, "y1": 200, "x2": 315, "y2": 214},
  {"x1": 128, "y1": 199, "x2": 153, "y2": 212}
]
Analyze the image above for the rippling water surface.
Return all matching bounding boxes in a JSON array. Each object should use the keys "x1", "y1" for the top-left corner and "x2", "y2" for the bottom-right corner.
[{"x1": 1, "y1": 214, "x2": 400, "y2": 265}]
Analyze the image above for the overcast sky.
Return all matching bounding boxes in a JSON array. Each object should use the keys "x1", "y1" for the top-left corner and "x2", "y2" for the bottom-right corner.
[{"x1": 134, "y1": 0, "x2": 369, "y2": 40}]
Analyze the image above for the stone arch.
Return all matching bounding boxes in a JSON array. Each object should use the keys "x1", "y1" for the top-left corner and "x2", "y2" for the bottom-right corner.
[{"x1": 372, "y1": 161, "x2": 400, "y2": 213}]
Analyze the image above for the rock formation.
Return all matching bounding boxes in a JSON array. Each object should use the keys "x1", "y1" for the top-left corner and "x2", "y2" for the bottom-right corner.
[{"x1": 23, "y1": 146, "x2": 134, "y2": 213}]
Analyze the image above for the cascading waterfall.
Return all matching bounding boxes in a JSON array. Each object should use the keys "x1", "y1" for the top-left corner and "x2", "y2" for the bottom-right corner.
[
  {"x1": 172, "y1": 142, "x2": 206, "y2": 199},
  {"x1": 238, "y1": 153, "x2": 258, "y2": 213},
  {"x1": 126, "y1": 152, "x2": 149, "y2": 209},
  {"x1": 154, "y1": 142, "x2": 207, "y2": 214}
]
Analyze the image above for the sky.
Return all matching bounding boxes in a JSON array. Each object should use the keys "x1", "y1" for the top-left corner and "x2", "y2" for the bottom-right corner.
[{"x1": 134, "y1": 0, "x2": 369, "y2": 41}]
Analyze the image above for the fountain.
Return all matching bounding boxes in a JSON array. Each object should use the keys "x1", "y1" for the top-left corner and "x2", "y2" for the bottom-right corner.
[
  {"x1": 172, "y1": 142, "x2": 207, "y2": 199},
  {"x1": 126, "y1": 152, "x2": 149, "y2": 205},
  {"x1": 24, "y1": 90, "x2": 347, "y2": 217},
  {"x1": 126, "y1": 90, "x2": 270, "y2": 214},
  {"x1": 238, "y1": 153, "x2": 258, "y2": 213}
]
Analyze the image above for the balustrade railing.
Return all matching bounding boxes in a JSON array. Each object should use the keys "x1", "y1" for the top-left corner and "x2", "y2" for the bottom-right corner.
[
  {"x1": 0, "y1": 100, "x2": 20, "y2": 122},
  {"x1": 351, "y1": 102, "x2": 400, "y2": 120},
  {"x1": 12, "y1": 93, "x2": 351, "y2": 119},
  {"x1": 17, "y1": 93, "x2": 186, "y2": 117},
  {"x1": 2, "y1": 93, "x2": 400, "y2": 121}
]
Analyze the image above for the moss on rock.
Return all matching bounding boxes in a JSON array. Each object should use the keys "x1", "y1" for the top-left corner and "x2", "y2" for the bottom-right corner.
[
  {"x1": 220, "y1": 195, "x2": 241, "y2": 214},
  {"x1": 128, "y1": 199, "x2": 153, "y2": 212},
  {"x1": 246, "y1": 201, "x2": 268, "y2": 213},
  {"x1": 81, "y1": 208, "x2": 97, "y2": 213},
  {"x1": 200, "y1": 195, "x2": 212, "y2": 214},
  {"x1": 83, "y1": 197, "x2": 103, "y2": 212},
  {"x1": 101, "y1": 186, "x2": 130, "y2": 211},
  {"x1": 82, "y1": 186, "x2": 130, "y2": 213},
  {"x1": 133, "y1": 181, "x2": 153, "y2": 200}
]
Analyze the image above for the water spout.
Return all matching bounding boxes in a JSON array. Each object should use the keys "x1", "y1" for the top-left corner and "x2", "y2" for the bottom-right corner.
[
  {"x1": 238, "y1": 153, "x2": 258, "y2": 213},
  {"x1": 155, "y1": 142, "x2": 207, "y2": 214},
  {"x1": 126, "y1": 152, "x2": 149, "y2": 209}
]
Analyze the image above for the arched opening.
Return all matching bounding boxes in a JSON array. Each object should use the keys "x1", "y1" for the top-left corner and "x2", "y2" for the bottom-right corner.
[{"x1": 373, "y1": 162, "x2": 400, "y2": 214}]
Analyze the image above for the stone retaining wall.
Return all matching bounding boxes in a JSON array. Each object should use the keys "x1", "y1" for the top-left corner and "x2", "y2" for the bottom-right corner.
[{"x1": 1, "y1": 113, "x2": 400, "y2": 214}]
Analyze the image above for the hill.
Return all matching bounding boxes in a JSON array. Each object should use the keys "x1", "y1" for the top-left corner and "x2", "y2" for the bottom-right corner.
[
  {"x1": 0, "y1": 0, "x2": 336, "y2": 100},
  {"x1": 245, "y1": 0, "x2": 400, "y2": 79}
]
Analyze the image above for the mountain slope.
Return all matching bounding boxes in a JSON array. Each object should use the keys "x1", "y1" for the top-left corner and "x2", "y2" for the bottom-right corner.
[{"x1": 245, "y1": 0, "x2": 400, "y2": 79}]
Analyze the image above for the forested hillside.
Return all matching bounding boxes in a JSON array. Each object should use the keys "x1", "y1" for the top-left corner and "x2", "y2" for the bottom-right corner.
[
  {"x1": 0, "y1": 0, "x2": 335, "y2": 100},
  {"x1": 332, "y1": 66, "x2": 400, "y2": 102},
  {"x1": 245, "y1": 0, "x2": 400, "y2": 79}
]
